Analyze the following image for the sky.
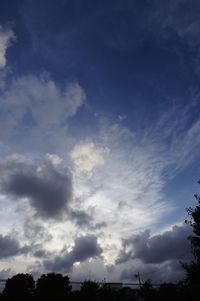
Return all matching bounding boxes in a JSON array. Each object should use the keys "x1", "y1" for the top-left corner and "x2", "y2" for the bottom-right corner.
[{"x1": 0, "y1": 0, "x2": 200, "y2": 284}]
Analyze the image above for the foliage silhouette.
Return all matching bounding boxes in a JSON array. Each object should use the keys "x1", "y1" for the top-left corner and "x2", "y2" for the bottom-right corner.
[
  {"x1": 139, "y1": 280, "x2": 157, "y2": 301},
  {"x1": 80, "y1": 280, "x2": 100, "y2": 301},
  {"x1": 184, "y1": 180, "x2": 200, "y2": 287},
  {"x1": 2, "y1": 273, "x2": 34, "y2": 301},
  {"x1": 157, "y1": 283, "x2": 177, "y2": 301},
  {"x1": 35, "y1": 273, "x2": 71, "y2": 301}
]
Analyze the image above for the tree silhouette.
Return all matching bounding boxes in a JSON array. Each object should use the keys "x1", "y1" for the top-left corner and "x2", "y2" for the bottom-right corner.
[
  {"x1": 158, "y1": 283, "x2": 177, "y2": 301},
  {"x1": 2, "y1": 273, "x2": 34, "y2": 301},
  {"x1": 80, "y1": 280, "x2": 100, "y2": 301},
  {"x1": 139, "y1": 280, "x2": 157, "y2": 301},
  {"x1": 183, "y1": 180, "x2": 200, "y2": 295},
  {"x1": 35, "y1": 273, "x2": 71, "y2": 301}
]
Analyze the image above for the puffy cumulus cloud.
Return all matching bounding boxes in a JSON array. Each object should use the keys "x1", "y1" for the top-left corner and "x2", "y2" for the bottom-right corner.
[
  {"x1": 43, "y1": 235, "x2": 103, "y2": 272},
  {"x1": 0, "y1": 155, "x2": 73, "y2": 219},
  {"x1": 0, "y1": 25, "x2": 15, "y2": 69},
  {"x1": 70, "y1": 139, "x2": 109, "y2": 175},
  {"x1": 117, "y1": 224, "x2": 192, "y2": 265},
  {"x1": 0, "y1": 74, "x2": 85, "y2": 137},
  {"x1": 0, "y1": 233, "x2": 28, "y2": 259}
]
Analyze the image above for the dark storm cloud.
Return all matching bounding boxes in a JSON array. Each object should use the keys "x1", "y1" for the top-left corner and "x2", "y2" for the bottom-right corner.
[
  {"x1": 0, "y1": 233, "x2": 28, "y2": 259},
  {"x1": 117, "y1": 224, "x2": 192, "y2": 264},
  {"x1": 44, "y1": 235, "x2": 103, "y2": 272},
  {"x1": 0, "y1": 157, "x2": 73, "y2": 219}
]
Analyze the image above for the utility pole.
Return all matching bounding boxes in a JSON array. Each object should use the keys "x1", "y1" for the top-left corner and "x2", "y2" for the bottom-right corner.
[{"x1": 134, "y1": 272, "x2": 141, "y2": 288}]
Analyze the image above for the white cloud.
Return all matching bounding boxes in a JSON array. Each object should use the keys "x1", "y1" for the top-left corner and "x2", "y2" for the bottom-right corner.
[
  {"x1": 0, "y1": 26, "x2": 15, "y2": 69},
  {"x1": 70, "y1": 125, "x2": 170, "y2": 264},
  {"x1": 70, "y1": 139, "x2": 109, "y2": 175},
  {"x1": 45, "y1": 153, "x2": 62, "y2": 166},
  {"x1": 0, "y1": 74, "x2": 86, "y2": 145},
  {"x1": 145, "y1": 96, "x2": 200, "y2": 176},
  {"x1": 64, "y1": 83, "x2": 86, "y2": 117},
  {"x1": 70, "y1": 100, "x2": 200, "y2": 266}
]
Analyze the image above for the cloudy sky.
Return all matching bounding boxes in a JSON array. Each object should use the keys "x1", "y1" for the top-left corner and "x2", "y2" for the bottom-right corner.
[{"x1": 0, "y1": 0, "x2": 200, "y2": 283}]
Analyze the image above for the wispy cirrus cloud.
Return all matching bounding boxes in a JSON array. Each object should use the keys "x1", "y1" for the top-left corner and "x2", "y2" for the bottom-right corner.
[
  {"x1": 69, "y1": 98, "x2": 200, "y2": 264},
  {"x1": 149, "y1": 0, "x2": 200, "y2": 47}
]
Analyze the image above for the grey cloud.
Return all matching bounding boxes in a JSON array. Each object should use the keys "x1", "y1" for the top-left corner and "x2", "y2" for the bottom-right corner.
[
  {"x1": 27, "y1": 261, "x2": 43, "y2": 279},
  {"x1": 23, "y1": 218, "x2": 53, "y2": 242},
  {"x1": 70, "y1": 210, "x2": 92, "y2": 227},
  {"x1": 0, "y1": 269, "x2": 13, "y2": 280},
  {"x1": 121, "y1": 259, "x2": 186, "y2": 283},
  {"x1": 93, "y1": 222, "x2": 107, "y2": 230},
  {"x1": 117, "y1": 224, "x2": 192, "y2": 264},
  {"x1": 0, "y1": 157, "x2": 73, "y2": 219},
  {"x1": 44, "y1": 235, "x2": 103, "y2": 272},
  {"x1": 34, "y1": 249, "x2": 48, "y2": 258},
  {"x1": 0, "y1": 234, "x2": 27, "y2": 259},
  {"x1": 70, "y1": 209, "x2": 107, "y2": 230},
  {"x1": 68, "y1": 235, "x2": 102, "y2": 262},
  {"x1": 0, "y1": 75, "x2": 85, "y2": 156}
]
